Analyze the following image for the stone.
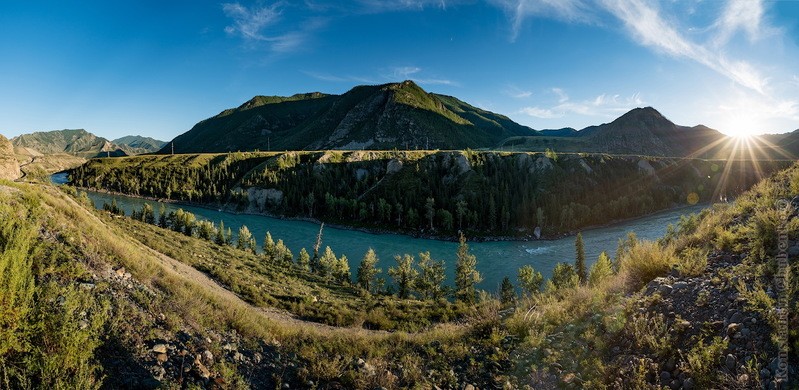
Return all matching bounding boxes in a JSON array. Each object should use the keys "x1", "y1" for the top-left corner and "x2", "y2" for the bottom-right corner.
[
  {"x1": 726, "y1": 354, "x2": 736, "y2": 371},
  {"x1": 233, "y1": 352, "x2": 245, "y2": 362},
  {"x1": 152, "y1": 344, "x2": 168, "y2": 354},
  {"x1": 727, "y1": 323, "x2": 741, "y2": 336},
  {"x1": 683, "y1": 377, "x2": 695, "y2": 390},
  {"x1": 660, "y1": 371, "x2": 671, "y2": 382},
  {"x1": 195, "y1": 360, "x2": 211, "y2": 379},
  {"x1": 150, "y1": 365, "x2": 166, "y2": 381},
  {"x1": 464, "y1": 384, "x2": 476, "y2": 390},
  {"x1": 156, "y1": 353, "x2": 168, "y2": 363},
  {"x1": 658, "y1": 284, "x2": 673, "y2": 295},
  {"x1": 672, "y1": 281, "x2": 689, "y2": 291},
  {"x1": 386, "y1": 159, "x2": 403, "y2": 174},
  {"x1": 728, "y1": 311, "x2": 743, "y2": 324},
  {"x1": 202, "y1": 350, "x2": 214, "y2": 366}
]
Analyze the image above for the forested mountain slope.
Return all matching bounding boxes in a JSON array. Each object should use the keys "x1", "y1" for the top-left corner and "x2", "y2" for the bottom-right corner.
[{"x1": 162, "y1": 81, "x2": 537, "y2": 153}]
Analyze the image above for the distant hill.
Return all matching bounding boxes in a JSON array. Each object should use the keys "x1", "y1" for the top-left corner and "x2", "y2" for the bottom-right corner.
[
  {"x1": 162, "y1": 81, "x2": 537, "y2": 153},
  {"x1": 12, "y1": 129, "x2": 131, "y2": 158},
  {"x1": 113, "y1": 135, "x2": 167, "y2": 154}
]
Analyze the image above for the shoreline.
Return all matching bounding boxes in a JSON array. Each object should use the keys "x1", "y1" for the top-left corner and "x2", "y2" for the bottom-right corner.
[{"x1": 68, "y1": 184, "x2": 711, "y2": 243}]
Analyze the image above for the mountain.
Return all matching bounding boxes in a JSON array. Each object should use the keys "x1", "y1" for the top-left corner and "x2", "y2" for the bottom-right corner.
[
  {"x1": 12, "y1": 129, "x2": 131, "y2": 158},
  {"x1": 0, "y1": 134, "x2": 21, "y2": 180},
  {"x1": 500, "y1": 107, "x2": 730, "y2": 157},
  {"x1": 113, "y1": 135, "x2": 167, "y2": 154},
  {"x1": 577, "y1": 107, "x2": 727, "y2": 157},
  {"x1": 162, "y1": 81, "x2": 537, "y2": 153}
]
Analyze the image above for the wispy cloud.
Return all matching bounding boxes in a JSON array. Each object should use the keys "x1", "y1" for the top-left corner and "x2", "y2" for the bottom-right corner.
[
  {"x1": 357, "y1": 0, "x2": 453, "y2": 13},
  {"x1": 712, "y1": 0, "x2": 769, "y2": 47},
  {"x1": 390, "y1": 66, "x2": 457, "y2": 85},
  {"x1": 222, "y1": 2, "x2": 325, "y2": 53},
  {"x1": 223, "y1": 3, "x2": 282, "y2": 41},
  {"x1": 488, "y1": 0, "x2": 594, "y2": 41},
  {"x1": 600, "y1": 0, "x2": 769, "y2": 94},
  {"x1": 490, "y1": 0, "x2": 775, "y2": 95},
  {"x1": 504, "y1": 85, "x2": 532, "y2": 98},
  {"x1": 520, "y1": 88, "x2": 644, "y2": 119},
  {"x1": 302, "y1": 66, "x2": 457, "y2": 86}
]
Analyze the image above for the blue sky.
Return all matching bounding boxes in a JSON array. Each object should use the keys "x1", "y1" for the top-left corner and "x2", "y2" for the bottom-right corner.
[{"x1": 1, "y1": 0, "x2": 798, "y2": 140}]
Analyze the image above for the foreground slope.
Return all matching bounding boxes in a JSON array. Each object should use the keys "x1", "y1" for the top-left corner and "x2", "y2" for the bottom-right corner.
[{"x1": 0, "y1": 180, "x2": 514, "y2": 389}]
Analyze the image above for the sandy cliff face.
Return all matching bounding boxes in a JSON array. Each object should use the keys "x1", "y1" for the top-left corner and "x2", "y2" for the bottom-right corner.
[{"x1": 0, "y1": 134, "x2": 21, "y2": 180}]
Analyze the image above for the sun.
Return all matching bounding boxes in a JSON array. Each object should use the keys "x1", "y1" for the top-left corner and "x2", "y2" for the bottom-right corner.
[{"x1": 718, "y1": 117, "x2": 760, "y2": 139}]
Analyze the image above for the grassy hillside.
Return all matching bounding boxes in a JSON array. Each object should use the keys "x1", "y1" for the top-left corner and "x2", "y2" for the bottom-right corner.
[
  {"x1": 0, "y1": 180, "x2": 519, "y2": 388},
  {"x1": 69, "y1": 150, "x2": 790, "y2": 238}
]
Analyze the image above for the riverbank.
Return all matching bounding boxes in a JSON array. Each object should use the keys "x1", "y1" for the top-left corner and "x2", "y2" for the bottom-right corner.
[{"x1": 66, "y1": 182, "x2": 711, "y2": 243}]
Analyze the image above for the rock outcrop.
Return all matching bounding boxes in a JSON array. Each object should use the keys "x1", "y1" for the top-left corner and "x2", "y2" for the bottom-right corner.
[{"x1": 0, "y1": 134, "x2": 21, "y2": 180}]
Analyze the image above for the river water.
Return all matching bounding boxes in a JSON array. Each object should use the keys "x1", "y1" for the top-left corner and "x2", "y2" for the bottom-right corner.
[{"x1": 51, "y1": 173, "x2": 706, "y2": 291}]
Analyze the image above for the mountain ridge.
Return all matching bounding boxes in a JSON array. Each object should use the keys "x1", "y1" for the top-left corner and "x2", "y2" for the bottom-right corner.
[{"x1": 161, "y1": 82, "x2": 739, "y2": 157}]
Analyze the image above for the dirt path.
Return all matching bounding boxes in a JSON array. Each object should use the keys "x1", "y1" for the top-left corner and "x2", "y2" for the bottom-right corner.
[{"x1": 49, "y1": 184, "x2": 390, "y2": 337}]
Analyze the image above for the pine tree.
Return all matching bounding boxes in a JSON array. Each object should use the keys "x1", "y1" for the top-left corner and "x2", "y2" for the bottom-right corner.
[
  {"x1": 263, "y1": 231, "x2": 276, "y2": 260},
  {"x1": 297, "y1": 248, "x2": 311, "y2": 271},
  {"x1": 575, "y1": 232, "x2": 586, "y2": 284},
  {"x1": 425, "y1": 197, "x2": 435, "y2": 230},
  {"x1": 500, "y1": 276, "x2": 515, "y2": 306},
  {"x1": 275, "y1": 239, "x2": 293, "y2": 264},
  {"x1": 517, "y1": 265, "x2": 543, "y2": 297},
  {"x1": 318, "y1": 246, "x2": 337, "y2": 278},
  {"x1": 357, "y1": 248, "x2": 381, "y2": 293},
  {"x1": 215, "y1": 220, "x2": 227, "y2": 245},
  {"x1": 388, "y1": 254, "x2": 418, "y2": 299},
  {"x1": 588, "y1": 251, "x2": 614, "y2": 287},
  {"x1": 334, "y1": 255, "x2": 351, "y2": 283},
  {"x1": 158, "y1": 204, "x2": 168, "y2": 228},
  {"x1": 455, "y1": 232, "x2": 482, "y2": 303},
  {"x1": 416, "y1": 251, "x2": 446, "y2": 300},
  {"x1": 237, "y1": 225, "x2": 255, "y2": 252}
]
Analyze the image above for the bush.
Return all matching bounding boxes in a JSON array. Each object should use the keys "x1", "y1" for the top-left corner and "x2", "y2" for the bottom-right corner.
[
  {"x1": 620, "y1": 241, "x2": 675, "y2": 290},
  {"x1": 675, "y1": 247, "x2": 708, "y2": 277}
]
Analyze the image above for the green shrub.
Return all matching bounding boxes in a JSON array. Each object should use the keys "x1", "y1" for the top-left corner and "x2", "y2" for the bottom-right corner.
[{"x1": 620, "y1": 241, "x2": 675, "y2": 290}]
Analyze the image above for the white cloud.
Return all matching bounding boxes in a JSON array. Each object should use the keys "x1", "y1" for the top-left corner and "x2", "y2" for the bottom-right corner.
[
  {"x1": 488, "y1": 0, "x2": 593, "y2": 41},
  {"x1": 520, "y1": 88, "x2": 644, "y2": 120},
  {"x1": 223, "y1": 2, "x2": 326, "y2": 54},
  {"x1": 357, "y1": 0, "x2": 453, "y2": 13},
  {"x1": 222, "y1": 2, "x2": 282, "y2": 41},
  {"x1": 713, "y1": 0, "x2": 767, "y2": 47},
  {"x1": 551, "y1": 87, "x2": 568, "y2": 103},
  {"x1": 599, "y1": 0, "x2": 769, "y2": 94},
  {"x1": 504, "y1": 85, "x2": 532, "y2": 98},
  {"x1": 520, "y1": 106, "x2": 560, "y2": 118}
]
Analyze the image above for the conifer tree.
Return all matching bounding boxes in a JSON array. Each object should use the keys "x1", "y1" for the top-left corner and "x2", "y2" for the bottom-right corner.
[
  {"x1": 263, "y1": 231, "x2": 276, "y2": 259},
  {"x1": 297, "y1": 248, "x2": 311, "y2": 271},
  {"x1": 237, "y1": 225, "x2": 255, "y2": 253},
  {"x1": 500, "y1": 276, "x2": 515, "y2": 306},
  {"x1": 416, "y1": 251, "x2": 446, "y2": 300},
  {"x1": 455, "y1": 232, "x2": 482, "y2": 303},
  {"x1": 575, "y1": 232, "x2": 586, "y2": 284},
  {"x1": 357, "y1": 248, "x2": 381, "y2": 293},
  {"x1": 588, "y1": 251, "x2": 614, "y2": 287},
  {"x1": 388, "y1": 254, "x2": 418, "y2": 299}
]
